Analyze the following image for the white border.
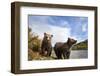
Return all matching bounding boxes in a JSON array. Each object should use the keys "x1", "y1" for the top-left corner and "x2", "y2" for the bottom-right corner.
[{"x1": 20, "y1": 6, "x2": 95, "y2": 70}]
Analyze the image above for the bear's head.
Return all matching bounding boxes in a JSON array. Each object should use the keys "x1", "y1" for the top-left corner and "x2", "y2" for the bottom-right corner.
[
  {"x1": 67, "y1": 37, "x2": 77, "y2": 46},
  {"x1": 43, "y1": 32, "x2": 53, "y2": 43}
]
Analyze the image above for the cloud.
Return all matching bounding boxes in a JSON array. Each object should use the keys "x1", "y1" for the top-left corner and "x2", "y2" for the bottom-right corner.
[
  {"x1": 50, "y1": 25, "x2": 71, "y2": 46},
  {"x1": 82, "y1": 24, "x2": 87, "y2": 32}
]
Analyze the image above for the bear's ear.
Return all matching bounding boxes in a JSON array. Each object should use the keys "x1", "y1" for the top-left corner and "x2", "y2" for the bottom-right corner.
[
  {"x1": 44, "y1": 32, "x2": 47, "y2": 35},
  {"x1": 68, "y1": 37, "x2": 70, "y2": 40},
  {"x1": 51, "y1": 35, "x2": 53, "y2": 37}
]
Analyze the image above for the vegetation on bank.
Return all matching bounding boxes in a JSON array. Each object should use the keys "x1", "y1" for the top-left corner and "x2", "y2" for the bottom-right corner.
[
  {"x1": 72, "y1": 40, "x2": 88, "y2": 50},
  {"x1": 28, "y1": 27, "x2": 42, "y2": 60},
  {"x1": 28, "y1": 27, "x2": 41, "y2": 52}
]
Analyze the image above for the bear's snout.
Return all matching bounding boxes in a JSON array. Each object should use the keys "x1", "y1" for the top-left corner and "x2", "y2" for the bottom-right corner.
[
  {"x1": 75, "y1": 40, "x2": 77, "y2": 43},
  {"x1": 47, "y1": 37, "x2": 50, "y2": 41}
]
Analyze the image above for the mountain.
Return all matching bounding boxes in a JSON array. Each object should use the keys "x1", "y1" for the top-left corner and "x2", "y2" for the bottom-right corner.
[{"x1": 72, "y1": 39, "x2": 88, "y2": 50}]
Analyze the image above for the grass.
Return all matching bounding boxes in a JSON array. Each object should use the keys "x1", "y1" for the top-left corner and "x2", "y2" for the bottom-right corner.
[{"x1": 28, "y1": 49, "x2": 56, "y2": 60}]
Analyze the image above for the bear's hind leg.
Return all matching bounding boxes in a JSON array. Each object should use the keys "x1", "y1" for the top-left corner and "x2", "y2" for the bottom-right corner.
[
  {"x1": 63, "y1": 52, "x2": 67, "y2": 59},
  {"x1": 63, "y1": 51, "x2": 70, "y2": 59},
  {"x1": 66, "y1": 51, "x2": 70, "y2": 59}
]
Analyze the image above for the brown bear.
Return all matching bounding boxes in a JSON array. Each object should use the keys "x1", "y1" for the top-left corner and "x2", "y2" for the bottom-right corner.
[
  {"x1": 41, "y1": 32, "x2": 53, "y2": 56},
  {"x1": 54, "y1": 37, "x2": 77, "y2": 59}
]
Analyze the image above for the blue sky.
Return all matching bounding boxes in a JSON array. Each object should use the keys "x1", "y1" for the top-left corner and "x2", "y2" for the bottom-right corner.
[{"x1": 29, "y1": 15, "x2": 88, "y2": 46}]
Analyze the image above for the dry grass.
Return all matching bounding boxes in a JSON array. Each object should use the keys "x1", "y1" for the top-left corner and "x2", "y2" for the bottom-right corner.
[{"x1": 28, "y1": 49, "x2": 56, "y2": 60}]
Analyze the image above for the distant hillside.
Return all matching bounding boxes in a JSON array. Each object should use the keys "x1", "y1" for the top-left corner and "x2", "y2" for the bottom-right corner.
[{"x1": 72, "y1": 39, "x2": 88, "y2": 50}]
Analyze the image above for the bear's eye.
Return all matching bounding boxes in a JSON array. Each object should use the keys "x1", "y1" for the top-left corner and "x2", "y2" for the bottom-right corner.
[{"x1": 46, "y1": 36, "x2": 48, "y2": 38}]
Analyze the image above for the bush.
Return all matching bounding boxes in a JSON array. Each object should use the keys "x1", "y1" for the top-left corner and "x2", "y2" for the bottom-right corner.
[{"x1": 28, "y1": 27, "x2": 41, "y2": 52}]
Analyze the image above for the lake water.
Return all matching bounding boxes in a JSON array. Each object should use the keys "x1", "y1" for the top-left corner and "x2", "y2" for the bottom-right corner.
[
  {"x1": 70, "y1": 50, "x2": 88, "y2": 59},
  {"x1": 51, "y1": 50, "x2": 88, "y2": 59}
]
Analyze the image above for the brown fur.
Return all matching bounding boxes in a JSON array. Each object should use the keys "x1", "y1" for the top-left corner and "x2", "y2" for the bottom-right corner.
[
  {"x1": 54, "y1": 38, "x2": 77, "y2": 59},
  {"x1": 40, "y1": 33, "x2": 53, "y2": 56}
]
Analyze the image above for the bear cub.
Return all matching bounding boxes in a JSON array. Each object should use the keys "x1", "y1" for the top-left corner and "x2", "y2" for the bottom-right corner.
[
  {"x1": 54, "y1": 38, "x2": 77, "y2": 59},
  {"x1": 41, "y1": 32, "x2": 53, "y2": 56}
]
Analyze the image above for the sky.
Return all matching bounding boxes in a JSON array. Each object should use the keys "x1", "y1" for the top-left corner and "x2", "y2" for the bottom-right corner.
[{"x1": 28, "y1": 15, "x2": 88, "y2": 46}]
